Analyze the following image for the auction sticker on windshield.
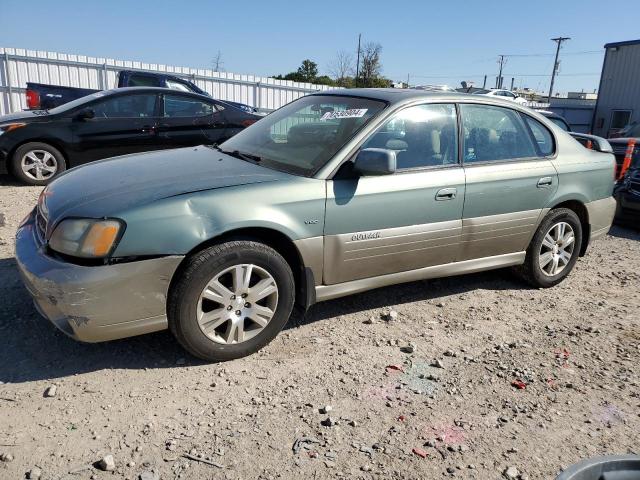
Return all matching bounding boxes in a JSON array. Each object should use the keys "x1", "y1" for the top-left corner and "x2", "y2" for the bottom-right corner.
[{"x1": 321, "y1": 108, "x2": 368, "y2": 121}]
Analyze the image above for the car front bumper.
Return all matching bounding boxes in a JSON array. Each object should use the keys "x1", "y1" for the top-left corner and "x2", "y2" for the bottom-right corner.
[{"x1": 15, "y1": 210, "x2": 184, "y2": 342}]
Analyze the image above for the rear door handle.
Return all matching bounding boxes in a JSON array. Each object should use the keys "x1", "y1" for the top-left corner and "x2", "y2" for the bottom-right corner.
[
  {"x1": 537, "y1": 177, "x2": 553, "y2": 188},
  {"x1": 435, "y1": 187, "x2": 457, "y2": 201},
  {"x1": 141, "y1": 125, "x2": 156, "y2": 133}
]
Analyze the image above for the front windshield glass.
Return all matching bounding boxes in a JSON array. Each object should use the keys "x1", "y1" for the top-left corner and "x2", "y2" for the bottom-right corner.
[
  {"x1": 48, "y1": 91, "x2": 110, "y2": 114},
  {"x1": 219, "y1": 95, "x2": 386, "y2": 176}
]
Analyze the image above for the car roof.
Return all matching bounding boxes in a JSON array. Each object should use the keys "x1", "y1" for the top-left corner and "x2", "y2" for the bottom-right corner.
[
  {"x1": 100, "y1": 86, "x2": 214, "y2": 102},
  {"x1": 312, "y1": 88, "x2": 469, "y2": 102},
  {"x1": 310, "y1": 88, "x2": 524, "y2": 108}
]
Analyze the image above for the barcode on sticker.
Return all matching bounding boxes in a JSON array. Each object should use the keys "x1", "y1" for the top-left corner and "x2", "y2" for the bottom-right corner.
[{"x1": 321, "y1": 108, "x2": 368, "y2": 121}]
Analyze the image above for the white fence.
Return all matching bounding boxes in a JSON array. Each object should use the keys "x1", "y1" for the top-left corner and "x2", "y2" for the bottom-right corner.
[{"x1": 0, "y1": 47, "x2": 335, "y2": 115}]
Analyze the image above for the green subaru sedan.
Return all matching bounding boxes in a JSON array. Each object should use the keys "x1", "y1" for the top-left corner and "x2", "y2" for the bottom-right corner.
[{"x1": 16, "y1": 89, "x2": 616, "y2": 361}]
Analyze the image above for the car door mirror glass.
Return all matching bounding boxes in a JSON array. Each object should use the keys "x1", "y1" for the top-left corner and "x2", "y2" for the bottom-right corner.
[{"x1": 353, "y1": 148, "x2": 397, "y2": 176}]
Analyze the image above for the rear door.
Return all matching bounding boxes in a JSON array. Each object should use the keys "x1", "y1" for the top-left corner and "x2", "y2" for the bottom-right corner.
[
  {"x1": 458, "y1": 103, "x2": 559, "y2": 260},
  {"x1": 324, "y1": 103, "x2": 465, "y2": 285},
  {"x1": 156, "y1": 93, "x2": 227, "y2": 147},
  {"x1": 70, "y1": 92, "x2": 162, "y2": 164}
]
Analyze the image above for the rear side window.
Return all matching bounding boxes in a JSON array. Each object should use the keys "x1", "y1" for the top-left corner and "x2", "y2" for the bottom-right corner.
[
  {"x1": 460, "y1": 104, "x2": 537, "y2": 163},
  {"x1": 548, "y1": 117, "x2": 570, "y2": 131},
  {"x1": 128, "y1": 75, "x2": 161, "y2": 87},
  {"x1": 164, "y1": 94, "x2": 215, "y2": 117},
  {"x1": 165, "y1": 79, "x2": 192, "y2": 93},
  {"x1": 523, "y1": 115, "x2": 555, "y2": 156}
]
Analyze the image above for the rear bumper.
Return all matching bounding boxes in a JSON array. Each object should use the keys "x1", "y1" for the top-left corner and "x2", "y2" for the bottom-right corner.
[
  {"x1": 586, "y1": 196, "x2": 616, "y2": 241},
  {"x1": 15, "y1": 211, "x2": 184, "y2": 342}
]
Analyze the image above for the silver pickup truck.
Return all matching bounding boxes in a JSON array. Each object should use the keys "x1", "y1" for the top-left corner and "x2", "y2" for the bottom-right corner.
[{"x1": 16, "y1": 89, "x2": 616, "y2": 361}]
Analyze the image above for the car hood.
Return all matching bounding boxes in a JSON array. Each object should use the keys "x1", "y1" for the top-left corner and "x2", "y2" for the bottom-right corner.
[
  {"x1": 40, "y1": 146, "x2": 291, "y2": 226},
  {"x1": 0, "y1": 110, "x2": 50, "y2": 124}
]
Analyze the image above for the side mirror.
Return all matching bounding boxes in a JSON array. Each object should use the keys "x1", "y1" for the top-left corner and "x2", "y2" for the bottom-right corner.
[
  {"x1": 353, "y1": 148, "x2": 397, "y2": 176},
  {"x1": 568, "y1": 132, "x2": 613, "y2": 153},
  {"x1": 75, "y1": 108, "x2": 95, "y2": 121}
]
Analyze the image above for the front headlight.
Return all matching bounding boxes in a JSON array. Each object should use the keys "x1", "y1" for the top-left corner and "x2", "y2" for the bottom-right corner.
[
  {"x1": 0, "y1": 123, "x2": 26, "y2": 136},
  {"x1": 49, "y1": 218, "x2": 124, "y2": 258}
]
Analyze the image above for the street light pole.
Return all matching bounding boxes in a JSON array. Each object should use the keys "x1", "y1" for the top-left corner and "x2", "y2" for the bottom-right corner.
[
  {"x1": 548, "y1": 36, "x2": 570, "y2": 103},
  {"x1": 496, "y1": 55, "x2": 505, "y2": 89}
]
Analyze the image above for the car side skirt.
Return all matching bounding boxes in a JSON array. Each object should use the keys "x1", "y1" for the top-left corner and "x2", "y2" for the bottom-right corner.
[{"x1": 314, "y1": 251, "x2": 525, "y2": 302}]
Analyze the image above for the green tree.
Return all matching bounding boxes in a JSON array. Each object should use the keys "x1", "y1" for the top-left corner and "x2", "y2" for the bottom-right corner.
[{"x1": 296, "y1": 59, "x2": 318, "y2": 82}]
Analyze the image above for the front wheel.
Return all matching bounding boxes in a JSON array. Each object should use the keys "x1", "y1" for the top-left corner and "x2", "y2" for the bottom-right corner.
[
  {"x1": 11, "y1": 142, "x2": 66, "y2": 185},
  {"x1": 515, "y1": 208, "x2": 583, "y2": 288},
  {"x1": 168, "y1": 241, "x2": 295, "y2": 361}
]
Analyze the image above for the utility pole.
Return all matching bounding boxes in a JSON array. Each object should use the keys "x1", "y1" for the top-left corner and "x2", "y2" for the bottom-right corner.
[
  {"x1": 406, "y1": 73, "x2": 410, "y2": 88},
  {"x1": 355, "y1": 34, "x2": 361, "y2": 88},
  {"x1": 482, "y1": 75, "x2": 487, "y2": 88},
  {"x1": 496, "y1": 55, "x2": 505, "y2": 88},
  {"x1": 548, "y1": 36, "x2": 570, "y2": 102}
]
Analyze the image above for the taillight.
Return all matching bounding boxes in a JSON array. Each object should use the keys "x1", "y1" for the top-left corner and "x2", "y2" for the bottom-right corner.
[
  {"x1": 241, "y1": 119, "x2": 257, "y2": 127},
  {"x1": 26, "y1": 89, "x2": 40, "y2": 109}
]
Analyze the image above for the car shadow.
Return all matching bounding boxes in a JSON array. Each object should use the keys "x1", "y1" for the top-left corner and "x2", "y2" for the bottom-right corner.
[
  {"x1": 293, "y1": 268, "x2": 525, "y2": 328},
  {"x1": 0, "y1": 253, "x2": 526, "y2": 384},
  {"x1": 0, "y1": 174, "x2": 24, "y2": 187},
  {"x1": 608, "y1": 224, "x2": 640, "y2": 240}
]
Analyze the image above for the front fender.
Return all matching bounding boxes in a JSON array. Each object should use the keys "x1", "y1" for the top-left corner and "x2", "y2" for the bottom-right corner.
[{"x1": 111, "y1": 178, "x2": 326, "y2": 257}]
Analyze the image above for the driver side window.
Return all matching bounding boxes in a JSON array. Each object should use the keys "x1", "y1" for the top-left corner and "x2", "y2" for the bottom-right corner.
[
  {"x1": 92, "y1": 94, "x2": 157, "y2": 118},
  {"x1": 361, "y1": 104, "x2": 458, "y2": 170}
]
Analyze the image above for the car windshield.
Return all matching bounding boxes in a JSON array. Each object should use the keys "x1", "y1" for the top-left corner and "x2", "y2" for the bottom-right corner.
[
  {"x1": 48, "y1": 91, "x2": 111, "y2": 114},
  {"x1": 218, "y1": 95, "x2": 386, "y2": 176}
]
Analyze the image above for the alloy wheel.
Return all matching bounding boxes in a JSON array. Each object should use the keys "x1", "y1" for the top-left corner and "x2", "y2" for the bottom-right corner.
[
  {"x1": 21, "y1": 150, "x2": 58, "y2": 181},
  {"x1": 538, "y1": 221, "x2": 576, "y2": 276},
  {"x1": 197, "y1": 264, "x2": 279, "y2": 345}
]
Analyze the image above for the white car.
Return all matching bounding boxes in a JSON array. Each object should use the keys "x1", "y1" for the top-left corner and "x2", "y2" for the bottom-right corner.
[{"x1": 473, "y1": 89, "x2": 528, "y2": 105}]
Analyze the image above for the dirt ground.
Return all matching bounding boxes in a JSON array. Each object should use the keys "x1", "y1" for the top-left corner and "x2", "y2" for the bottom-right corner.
[{"x1": 1, "y1": 174, "x2": 639, "y2": 480}]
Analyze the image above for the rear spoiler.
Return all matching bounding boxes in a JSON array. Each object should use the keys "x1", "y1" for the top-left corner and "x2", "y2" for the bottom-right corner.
[{"x1": 569, "y1": 132, "x2": 613, "y2": 153}]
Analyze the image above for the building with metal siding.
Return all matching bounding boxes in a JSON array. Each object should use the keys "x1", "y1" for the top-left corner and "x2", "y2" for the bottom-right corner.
[{"x1": 592, "y1": 39, "x2": 640, "y2": 137}]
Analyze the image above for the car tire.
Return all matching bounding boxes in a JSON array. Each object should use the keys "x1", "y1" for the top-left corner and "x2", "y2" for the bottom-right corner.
[
  {"x1": 168, "y1": 240, "x2": 295, "y2": 362},
  {"x1": 515, "y1": 208, "x2": 583, "y2": 288},
  {"x1": 11, "y1": 142, "x2": 66, "y2": 186}
]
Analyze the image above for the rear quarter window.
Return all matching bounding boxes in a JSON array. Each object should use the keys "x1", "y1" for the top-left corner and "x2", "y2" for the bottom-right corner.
[{"x1": 523, "y1": 115, "x2": 555, "y2": 156}]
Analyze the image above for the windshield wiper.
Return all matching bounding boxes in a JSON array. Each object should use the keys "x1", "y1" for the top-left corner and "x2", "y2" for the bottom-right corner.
[
  {"x1": 208, "y1": 144, "x2": 265, "y2": 163},
  {"x1": 221, "y1": 148, "x2": 263, "y2": 163}
]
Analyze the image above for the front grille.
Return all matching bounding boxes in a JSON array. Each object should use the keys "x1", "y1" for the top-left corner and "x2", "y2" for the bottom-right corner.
[{"x1": 35, "y1": 207, "x2": 47, "y2": 244}]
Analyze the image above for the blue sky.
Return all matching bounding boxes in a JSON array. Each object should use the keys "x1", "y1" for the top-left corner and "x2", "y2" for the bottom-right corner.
[{"x1": 1, "y1": 0, "x2": 638, "y2": 94}]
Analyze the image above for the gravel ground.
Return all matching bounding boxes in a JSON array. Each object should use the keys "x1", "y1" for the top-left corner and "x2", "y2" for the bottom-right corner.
[{"x1": 1, "y1": 174, "x2": 639, "y2": 480}]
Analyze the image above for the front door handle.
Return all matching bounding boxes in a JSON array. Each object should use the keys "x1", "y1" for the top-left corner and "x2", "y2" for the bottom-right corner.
[
  {"x1": 537, "y1": 177, "x2": 553, "y2": 188},
  {"x1": 141, "y1": 125, "x2": 156, "y2": 134},
  {"x1": 435, "y1": 187, "x2": 457, "y2": 201}
]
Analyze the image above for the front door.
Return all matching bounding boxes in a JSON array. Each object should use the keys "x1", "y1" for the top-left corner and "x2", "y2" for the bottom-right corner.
[
  {"x1": 458, "y1": 103, "x2": 559, "y2": 260},
  {"x1": 70, "y1": 92, "x2": 161, "y2": 164},
  {"x1": 156, "y1": 93, "x2": 227, "y2": 147},
  {"x1": 324, "y1": 103, "x2": 465, "y2": 285}
]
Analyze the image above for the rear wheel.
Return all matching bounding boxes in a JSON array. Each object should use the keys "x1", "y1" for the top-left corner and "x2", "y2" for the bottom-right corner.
[
  {"x1": 11, "y1": 142, "x2": 66, "y2": 185},
  {"x1": 516, "y1": 208, "x2": 582, "y2": 288},
  {"x1": 168, "y1": 241, "x2": 295, "y2": 361}
]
